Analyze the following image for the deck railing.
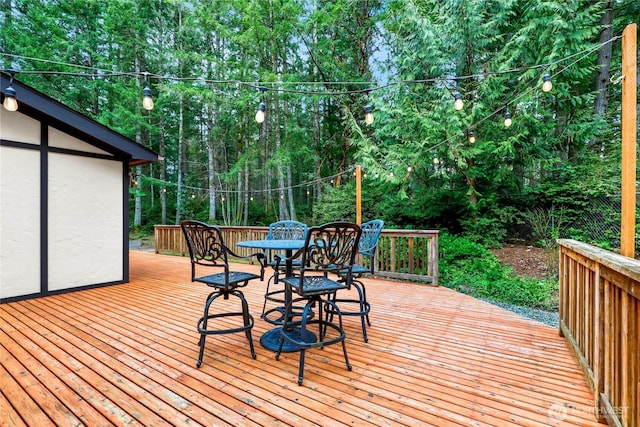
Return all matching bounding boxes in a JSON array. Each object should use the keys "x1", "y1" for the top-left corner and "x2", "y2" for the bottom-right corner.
[
  {"x1": 154, "y1": 225, "x2": 439, "y2": 285},
  {"x1": 558, "y1": 239, "x2": 639, "y2": 427}
]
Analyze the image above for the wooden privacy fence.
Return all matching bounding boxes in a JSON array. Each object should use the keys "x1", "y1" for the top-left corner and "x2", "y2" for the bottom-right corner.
[
  {"x1": 558, "y1": 239, "x2": 639, "y2": 427},
  {"x1": 154, "y1": 225, "x2": 438, "y2": 285}
]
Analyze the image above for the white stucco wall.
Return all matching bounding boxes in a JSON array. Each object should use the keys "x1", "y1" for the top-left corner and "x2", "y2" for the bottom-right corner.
[
  {"x1": 0, "y1": 110, "x2": 40, "y2": 144},
  {"x1": 1, "y1": 110, "x2": 127, "y2": 299},
  {"x1": 49, "y1": 127, "x2": 111, "y2": 155},
  {"x1": 48, "y1": 153, "x2": 123, "y2": 291},
  {"x1": 0, "y1": 146, "x2": 41, "y2": 299}
]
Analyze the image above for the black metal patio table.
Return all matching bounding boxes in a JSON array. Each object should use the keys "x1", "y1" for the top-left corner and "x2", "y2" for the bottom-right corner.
[{"x1": 236, "y1": 239, "x2": 316, "y2": 352}]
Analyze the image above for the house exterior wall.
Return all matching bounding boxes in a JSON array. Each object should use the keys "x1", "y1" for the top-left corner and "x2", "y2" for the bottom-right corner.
[
  {"x1": 0, "y1": 108, "x2": 40, "y2": 144},
  {"x1": 48, "y1": 153, "x2": 123, "y2": 291},
  {"x1": 0, "y1": 110, "x2": 126, "y2": 301},
  {"x1": 0, "y1": 145, "x2": 41, "y2": 299}
]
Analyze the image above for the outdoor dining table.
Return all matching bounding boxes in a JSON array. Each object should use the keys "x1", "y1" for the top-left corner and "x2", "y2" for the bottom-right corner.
[{"x1": 236, "y1": 238, "x2": 316, "y2": 352}]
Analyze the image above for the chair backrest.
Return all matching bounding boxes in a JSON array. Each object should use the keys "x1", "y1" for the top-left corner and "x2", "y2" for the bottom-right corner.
[
  {"x1": 299, "y1": 222, "x2": 361, "y2": 279},
  {"x1": 359, "y1": 219, "x2": 384, "y2": 272},
  {"x1": 266, "y1": 220, "x2": 308, "y2": 240},
  {"x1": 181, "y1": 220, "x2": 229, "y2": 280}
]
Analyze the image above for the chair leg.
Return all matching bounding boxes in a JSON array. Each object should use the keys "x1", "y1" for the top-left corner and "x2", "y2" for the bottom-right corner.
[
  {"x1": 354, "y1": 282, "x2": 370, "y2": 342},
  {"x1": 196, "y1": 291, "x2": 217, "y2": 368},
  {"x1": 197, "y1": 335, "x2": 206, "y2": 368},
  {"x1": 360, "y1": 282, "x2": 371, "y2": 326},
  {"x1": 297, "y1": 349, "x2": 306, "y2": 385},
  {"x1": 239, "y1": 291, "x2": 257, "y2": 359},
  {"x1": 324, "y1": 299, "x2": 351, "y2": 371},
  {"x1": 261, "y1": 274, "x2": 274, "y2": 318},
  {"x1": 197, "y1": 290, "x2": 256, "y2": 367}
]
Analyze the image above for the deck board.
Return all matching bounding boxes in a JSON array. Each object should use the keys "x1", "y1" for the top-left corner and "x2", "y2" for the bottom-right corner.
[{"x1": 0, "y1": 251, "x2": 606, "y2": 426}]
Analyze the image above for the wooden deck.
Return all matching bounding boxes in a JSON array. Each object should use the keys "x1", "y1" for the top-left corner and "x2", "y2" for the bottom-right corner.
[{"x1": 0, "y1": 251, "x2": 606, "y2": 426}]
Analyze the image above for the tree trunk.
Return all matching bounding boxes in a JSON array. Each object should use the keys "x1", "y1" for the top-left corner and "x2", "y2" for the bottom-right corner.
[
  {"x1": 595, "y1": 1, "x2": 614, "y2": 117},
  {"x1": 175, "y1": 93, "x2": 184, "y2": 225},
  {"x1": 159, "y1": 117, "x2": 167, "y2": 225}
]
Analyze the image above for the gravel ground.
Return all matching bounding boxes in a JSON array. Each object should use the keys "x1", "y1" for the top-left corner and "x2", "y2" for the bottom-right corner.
[{"x1": 481, "y1": 299, "x2": 559, "y2": 328}]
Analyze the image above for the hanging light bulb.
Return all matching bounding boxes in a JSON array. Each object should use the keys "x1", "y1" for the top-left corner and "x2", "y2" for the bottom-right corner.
[
  {"x1": 504, "y1": 110, "x2": 512, "y2": 127},
  {"x1": 255, "y1": 102, "x2": 266, "y2": 123},
  {"x1": 389, "y1": 171, "x2": 394, "y2": 177},
  {"x1": 255, "y1": 86, "x2": 267, "y2": 123},
  {"x1": 3, "y1": 71, "x2": 18, "y2": 112},
  {"x1": 250, "y1": 195, "x2": 254, "y2": 201},
  {"x1": 407, "y1": 164, "x2": 412, "y2": 172},
  {"x1": 364, "y1": 104, "x2": 374, "y2": 125},
  {"x1": 142, "y1": 86, "x2": 154, "y2": 110},
  {"x1": 453, "y1": 92, "x2": 464, "y2": 111},
  {"x1": 142, "y1": 73, "x2": 154, "y2": 111},
  {"x1": 468, "y1": 131, "x2": 476, "y2": 144},
  {"x1": 542, "y1": 74, "x2": 553, "y2": 92},
  {"x1": 433, "y1": 153, "x2": 440, "y2": 164}
]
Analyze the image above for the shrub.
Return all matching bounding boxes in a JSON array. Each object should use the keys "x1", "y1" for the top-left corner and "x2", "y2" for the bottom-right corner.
[{"x1": 439, "y1": 233, "x2": 558, "y2": 310}]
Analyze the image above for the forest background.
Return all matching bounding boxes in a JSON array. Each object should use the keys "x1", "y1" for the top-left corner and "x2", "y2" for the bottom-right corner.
[{"x1": 1, "y1": 0, "x2": 639, "y2": 254}]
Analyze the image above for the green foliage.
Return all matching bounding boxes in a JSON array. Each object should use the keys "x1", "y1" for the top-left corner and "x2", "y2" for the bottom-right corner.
[
  {"x1": 522, "y1": 207, "x2": 565, "y2": 248},
  {"x1": 312, "y1": 183, "x2": 357, "y2": 224},
  {"x1": 1, "y1": 0, "x2": 630, "y2": 248},
  {"x1": 440, "y1": 233, "x2": 558, "y2": 310}
]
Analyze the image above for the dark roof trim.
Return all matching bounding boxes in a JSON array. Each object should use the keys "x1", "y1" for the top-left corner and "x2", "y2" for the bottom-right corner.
[{"x1": 1, "y1": 72, "x2": 158, "y2": 166}]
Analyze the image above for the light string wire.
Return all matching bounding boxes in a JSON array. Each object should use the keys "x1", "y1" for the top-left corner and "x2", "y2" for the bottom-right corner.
[
  {"x1": 134, "y1": 166, "x2": 357, "y2": 195},
  {"x1": 409, "y1": 34, "x2": 623, "y2": 162},
  {"x1": 1, "y1": 35, "x2": 621, "y2": 96},
  {"x1": 3, "y1": 34, "x2": 623, "y2": 194}
]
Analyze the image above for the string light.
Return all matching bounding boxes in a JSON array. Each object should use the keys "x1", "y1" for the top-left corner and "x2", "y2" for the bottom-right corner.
[
  {"x1": 433, "y1": 154, "x2": 440, "y2": 164},
  {"x1": 142, "y1": 72, "x2": 154, "y2": 110},
  {"x1": 364, "y1": 104, "x2": 374, "y2": 125},
  {"x1": 255, "y1": 86, "x2": 267, "y2": 123},
  {"x1": 453, "y1": 91, "x2": 464, "y2": 111},
  {"x1": 542, "y1": 74, "x2": 552, "y2": 92},
  {"x1": 468, "y1": 131, "x2": 476, "y2": 144},
  {"x1": 407, "y1": 164, "x2": 412, "y2": 172},
  {"x1": 2, "y1": 70, "x2": 18, "y2": 112},
  {"x1": 504, "y1": 109, "x2": 512, "y2": 127}
]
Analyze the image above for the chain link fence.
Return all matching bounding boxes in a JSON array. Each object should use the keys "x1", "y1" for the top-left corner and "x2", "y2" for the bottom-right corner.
[
  {"x1": 524, "y1": 193, "x2": 640, "y2": 251},
  {"x1": 559, "y1": 194, "x2": 624, "y2": 247}
]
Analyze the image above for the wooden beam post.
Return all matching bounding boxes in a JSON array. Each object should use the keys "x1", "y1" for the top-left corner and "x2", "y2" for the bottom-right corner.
[
  {"x1": 356, "y1": 165, "x2": 362, "y2": 225},
  {"x1": 620, "y1": 23, "x2": 637, "y2": 258}
]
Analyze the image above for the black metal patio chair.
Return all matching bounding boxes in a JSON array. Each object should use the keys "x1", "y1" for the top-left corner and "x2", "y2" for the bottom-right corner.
[
  {"x1": 261, "y1": 220, "x2": 308, "y2": 319},
  {"x1": 331, "y1": 219, "x2": 384, "y2": 342},
  {"x1": 273, "y1": 221, "x2": 361, "y2": 385},
  {"x1": 181, "y1": 220, "x2": 266, "y2": 367}
]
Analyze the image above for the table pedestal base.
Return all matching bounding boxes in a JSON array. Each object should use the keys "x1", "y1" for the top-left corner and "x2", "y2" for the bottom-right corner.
[{"x1": 260, "y1": 327, "x2": 316, "y2": 352}]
